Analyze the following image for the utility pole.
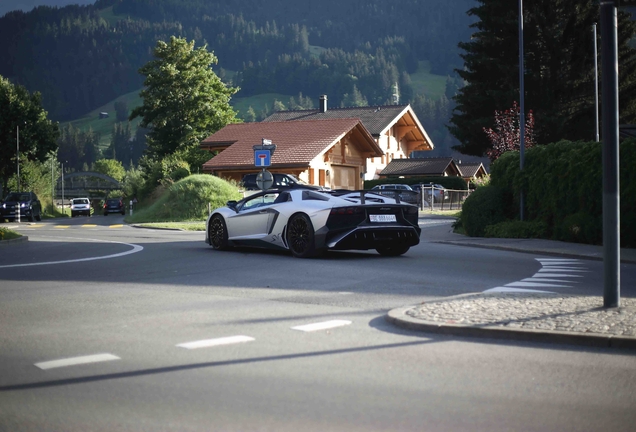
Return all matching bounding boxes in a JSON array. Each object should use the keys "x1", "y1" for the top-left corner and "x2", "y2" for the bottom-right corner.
[
  {"x1": 600, "y1": 0, "x2": 620, "y2": 308},
  {"x1": 518, "y1": 0, "x2": 525, "y2": 221},
  {"x1": 17, "y1": 125, "x2": 20, "y2": 192}
]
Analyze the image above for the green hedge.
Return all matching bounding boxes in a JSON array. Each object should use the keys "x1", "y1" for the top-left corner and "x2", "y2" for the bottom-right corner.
[
  {"x1": 459, "y1": 185, "x2": 508, "y2": 237},
  {"x1": 478, "y1": 138, "x2": 636, "y2": 247},
  {"x1": 364, "y1": 176, "x2": 468, "y2": 191}
]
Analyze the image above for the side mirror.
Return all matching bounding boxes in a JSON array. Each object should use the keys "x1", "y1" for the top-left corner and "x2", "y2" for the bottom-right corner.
[{"x1": 227, "y1": 200, "x2": 238, "y2": 212}]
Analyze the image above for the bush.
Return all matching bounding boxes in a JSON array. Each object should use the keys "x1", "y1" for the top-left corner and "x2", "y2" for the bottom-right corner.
[
  {"x1": 126, "y1": 174, "x2": 241, "y2": 223},
  {"x1": 484, "y1": 220, "x2": 548, "y2": 239},
  {"x1": 459, "y1": 185, "x2": 508, "y2": 237},
  {"x1": 488, "y1": 139, "x2": 636, "y2": 247},
  {"x1": 557, "y1": 212, "x2": 601, "y2": 245}
]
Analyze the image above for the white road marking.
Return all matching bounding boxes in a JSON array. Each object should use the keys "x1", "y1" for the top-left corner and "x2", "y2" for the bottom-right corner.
[
  {"x1": 521, "y1": 277, "x2": 579, "y2": 283},
  {"x1": 177, "y1": 335, "x2": 255, "y2": 349},
  {"x1": 0, "y1": 236, "x2": 143, "y2": 268},
  {"x1": 483, "y1": 287, "x2": 555, "y2": 293},
  {"x1": 35, "y1": 353, "x2": 120, "y2": 370},
  {"x1": 483, "y1": 258, "x2": 589, "y2": 294},
  {"x1": 537, "y1": 268, "x2": 588, "y2": 273},
  {"x1": 291, "y1": 320, "x2": 352, "y2": 332},
  {"x1": 505, "y1": 281, "x2": 569, "y2": 288}
]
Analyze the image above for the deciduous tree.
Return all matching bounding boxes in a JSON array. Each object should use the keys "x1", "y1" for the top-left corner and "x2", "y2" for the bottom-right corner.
[
  {"x1": 130, "y1": 36, "x2": 240, "y2": 168},
  {"x1": 0, "y1": 75, "x2": 59, "y2": 193},
  {"x1": 483, "y1": 101, "x2": 535, "y2": 162}
]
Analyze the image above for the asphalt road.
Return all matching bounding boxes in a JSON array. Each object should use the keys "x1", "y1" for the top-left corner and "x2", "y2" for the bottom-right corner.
[{"x1": 1, "y1": 216, "x2": 635, "y2": 431}]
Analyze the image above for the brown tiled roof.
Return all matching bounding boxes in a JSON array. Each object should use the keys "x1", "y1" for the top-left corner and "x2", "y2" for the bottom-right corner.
[
  {"x1": 263, "y1": 104, "x2": 410, "y2": 136},
  {"x1": 457, "y1": 162, "x2": 486, "y2": 178},
  {"x1": 379, "y1": 157, "x2": 457, "y2": 176},
  {"x1": 202, "y1": 119, "x2": 382, "y2": 171}
]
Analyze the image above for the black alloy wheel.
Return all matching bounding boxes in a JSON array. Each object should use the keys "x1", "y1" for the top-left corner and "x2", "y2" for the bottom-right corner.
[
  {"x1": 287, "y1": 213, "x2": 318, "y2": 258},
  {"x1": 376, "y1": 245, "x2": 410, "y2": 257},
  {"x1": 209, "y1": 215, "x2": 230, "y2": 250}
]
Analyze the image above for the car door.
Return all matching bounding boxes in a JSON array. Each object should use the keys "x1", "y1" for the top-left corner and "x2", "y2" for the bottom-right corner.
[{"x1": 227, "y1": 192, "x2": 281, "y2": 239}]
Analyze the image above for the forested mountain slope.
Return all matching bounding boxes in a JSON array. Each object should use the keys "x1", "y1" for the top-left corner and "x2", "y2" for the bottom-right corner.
[{"x1": 0, "y1": 0, "x2": 474, "y2": 120}]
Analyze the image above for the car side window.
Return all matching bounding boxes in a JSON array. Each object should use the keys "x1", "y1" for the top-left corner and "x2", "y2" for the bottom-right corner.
[{"x1": 240, "y1": 193, "x2": 280, "y2": 211}]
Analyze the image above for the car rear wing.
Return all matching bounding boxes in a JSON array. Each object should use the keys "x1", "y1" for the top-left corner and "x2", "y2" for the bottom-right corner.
[{"x1": 328, "y1": 189, "x2": 416, "y2": 205}]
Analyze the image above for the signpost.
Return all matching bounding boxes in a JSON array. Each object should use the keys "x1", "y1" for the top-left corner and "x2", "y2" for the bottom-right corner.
[{"x1": 253, "y1": 138, "x2": 276, "y2": 191}]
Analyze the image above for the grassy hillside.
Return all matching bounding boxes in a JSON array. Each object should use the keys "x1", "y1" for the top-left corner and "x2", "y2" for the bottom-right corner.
[
  {"x1": 61, "y1": 89, "x2": 143, "y2": 149},
  {"x1": 231, "y1": 92, "x2": 294, "y2": 119},
  {"x1": 64, "y1": 59, "x2": 449, "y2": 143},
  {"x1": 409, "y1": 61, "x2": 448, "y2": 101}
]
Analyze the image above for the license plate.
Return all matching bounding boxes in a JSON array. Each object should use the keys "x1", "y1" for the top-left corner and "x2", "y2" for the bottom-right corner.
[{"x1": 369, "y1": 214, "x2": 396, "y2": 223}]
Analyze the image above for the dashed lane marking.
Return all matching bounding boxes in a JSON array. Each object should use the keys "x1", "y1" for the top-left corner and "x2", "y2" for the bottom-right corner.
[
  {"x1": 54, "y1": 225, "x2": 70, "y2": 229},
  {"x1": 82, "y1": 224, "x2": 97, "y2": 228},
  {"x1": 109, "y1": 224, "x2": 123, "y2": 229},
  {"x1": 291, "y1": 320, "x2": 352, "y2": 332},
  {"x1": 176, "y1": 335, "x2": 255, "y2": 349},
  {"x1": 35, "y1": 353, "x2": 120, "y2": 370}
]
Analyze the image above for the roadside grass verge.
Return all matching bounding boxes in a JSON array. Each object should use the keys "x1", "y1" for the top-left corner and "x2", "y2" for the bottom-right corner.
[
  {"x1": 0, "y1": 227, "x2": 21, "y2": 241},
  {"x1": 133, "y1": 221, "x2": 206, "y2": 231}
]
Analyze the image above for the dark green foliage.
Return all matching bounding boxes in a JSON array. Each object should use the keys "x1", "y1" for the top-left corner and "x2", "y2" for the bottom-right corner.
[
  {"x1": 0, "y1": 76, "x2": 59, "y2": 192},
  {"x1": 487, "y1": 139, "x2": 636, "y2": 247},
  {"x1": 450, "y1": 0, "x2": 636, "y2": 157},
  {"x1": 0, "y1": 1, "x2": 475, "y2": 123},
  {"x1": 557, "y1": 212, "x2": 601, "y2": 245},
  {"x1": 459, "y1": 185, "x2": 507, "y2": 237},
  {"x1": 365, "y1": 176, "x2": 468, "y2": 191},
  {"x1": 130, "y1": 36, "x2": 239, "y2": 168},
  {"x1": 126, "y1": 174, "x2": 242, "y2": 222},
  {"x1": 484, "y1": 220, "x2": 548, "y2": 239}
]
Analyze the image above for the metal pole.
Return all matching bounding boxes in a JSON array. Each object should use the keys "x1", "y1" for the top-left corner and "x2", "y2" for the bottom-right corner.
[
  {"x1": 600, "y1": 0, "x2": 620, "y2": 308},
  {"x1": 518, "y1": 0, "x2": 525, "y2": 221},
  {"x1": 62, "y1": 163, "x2": 65, "y2": 216},
  {"x1": 17, "y1": 125, "x2": 20, "y2": 192},
  {"x1": 593, "y1": 23, "x2": 600, "y2": 142}
]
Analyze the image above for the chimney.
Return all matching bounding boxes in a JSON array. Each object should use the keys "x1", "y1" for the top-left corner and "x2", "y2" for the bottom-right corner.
[{"x1": 319, "y1": 95, "x2": 327, "y2": 113}]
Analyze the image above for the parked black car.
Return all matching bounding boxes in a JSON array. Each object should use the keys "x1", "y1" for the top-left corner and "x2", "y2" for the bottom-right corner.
[
  {"x1": 370, "y1": 184, "x2": 419, "y2": 204},
  {"x1": 103, "y1": 198, "x2": 125, "y2": 216},
  {"x1": 0, "y1": 191, "x2": 42, "y2": 222},
  {"x1": 241, "y1": 173, "x2": 323, "y2": 191}
]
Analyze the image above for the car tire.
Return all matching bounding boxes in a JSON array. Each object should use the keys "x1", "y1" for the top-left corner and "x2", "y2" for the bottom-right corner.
[
  {"x1": 376, "y1": 245, "x2": 410, "y2": 257},
  {"x1": 104, "y1": 212, "x2": 108, "y2": 216},
  {"x1": 35, "y1": 210, "x2": 41, "y2": 221},
  {"x1": 287, "y1": 213, "x2": 319, "y2": 258},
  {"x1": 28, "y1": 213, "x2": 35, "y2": 222},
  {"x1": 208, "y1": 215, "x2": 230, "y2": 250}
]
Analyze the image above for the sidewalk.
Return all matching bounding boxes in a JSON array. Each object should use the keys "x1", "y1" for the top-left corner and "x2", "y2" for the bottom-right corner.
[{"x1": 385, "y1": 214, "x2": 636, "y2": 349}]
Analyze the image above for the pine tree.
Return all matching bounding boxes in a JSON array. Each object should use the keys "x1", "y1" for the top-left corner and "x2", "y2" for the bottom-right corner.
[{"x1": 449, "y1": 0, "x2": 636, "y2": 157}]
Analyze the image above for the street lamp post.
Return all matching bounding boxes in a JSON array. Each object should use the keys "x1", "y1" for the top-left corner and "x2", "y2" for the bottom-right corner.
[
  {"x1": 600, "y1": 0, "x2": 620, "y2": 308},
  {"x1": 518, "y1": 0, "x2": 525, "y2": 221},
  {"x1": 16, "y1": 125, "x2": 20, "y2": 193}
]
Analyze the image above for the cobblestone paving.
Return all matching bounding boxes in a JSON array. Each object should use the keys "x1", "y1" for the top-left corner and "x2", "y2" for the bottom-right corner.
[{"x1": 406, "y1": 293, "x2": 636, "y2": 337}]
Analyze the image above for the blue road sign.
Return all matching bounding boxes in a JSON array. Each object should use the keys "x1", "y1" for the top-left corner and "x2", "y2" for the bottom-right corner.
[{"x1": 254, "y1": 150, "x2": 271, "y2": 167}]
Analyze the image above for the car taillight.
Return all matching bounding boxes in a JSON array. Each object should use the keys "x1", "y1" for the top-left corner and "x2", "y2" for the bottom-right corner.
[{"x1": 330, "y1": 207, "x2": 362, "y2": 215}]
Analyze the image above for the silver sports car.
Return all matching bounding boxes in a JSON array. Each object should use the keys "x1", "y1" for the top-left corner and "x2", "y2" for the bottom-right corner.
[{"x1": 205, "y1": 188, "x2": 421, "y2": 258}]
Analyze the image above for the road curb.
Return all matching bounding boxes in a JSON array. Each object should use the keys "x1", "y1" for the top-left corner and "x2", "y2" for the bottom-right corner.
[
  {"x1": 432, "y1": 240, "x2": 636, "y2": 264},
  {"x1": 0, "y1": 235, "x2": 28, "y2": 246},
  {"x1": 385, "y1": 305, "x2": 636, "y2": 350}
]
